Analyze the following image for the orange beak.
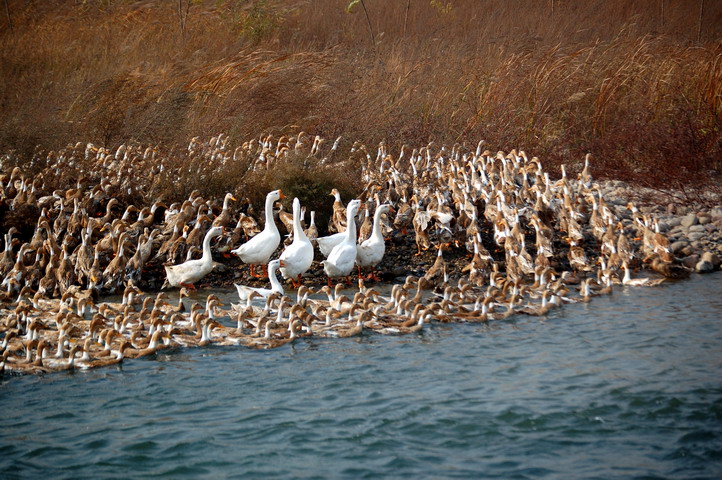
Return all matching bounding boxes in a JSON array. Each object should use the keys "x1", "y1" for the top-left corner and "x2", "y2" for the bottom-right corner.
[{"x1": 278, "y1": 190, "x2": 286, "y2": 199}]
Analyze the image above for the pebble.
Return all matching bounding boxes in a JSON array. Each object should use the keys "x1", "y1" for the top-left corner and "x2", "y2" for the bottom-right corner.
[
  {"x1": 696, "y1": 259, "x2": 715, "y2": 273},
  {"x1": 688, "y1": 232, "x2": 706, "y2": 242},
  {"x1": 670, "y1": 241, "x2": 688, "y2": 254},
  {"x1": 698, "y1": 216, "x2": 711, "y2": 225},
  {"x1": 680, "y1": 214, "x2": 698, "y2": 228},
  {"x1": 666, "y1": 217, "x2": 682, "y2": 228},
  {"x1": 682, "y1": 255, "x2": 699, "y2": 269},
  {"x1": 689, "y1": 224, "x2": 707, "y2": 233},
  {"x1": 680, "y1": 245, "x2": 696, "y2": 257},
  {"x1": 701, "y1": 251, "x2": 721, "y2": 268},
  {"x1": 391, "y1": 266, "x2": 407, "y2": 277},
  {"x1": 669, "y1": 225, "x2": 685, "y2": 236}
]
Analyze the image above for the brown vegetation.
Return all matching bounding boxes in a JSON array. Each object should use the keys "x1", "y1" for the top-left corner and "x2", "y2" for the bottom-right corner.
[{"x1": 1, "y1": 0, "x2": 721, "y2": 191}]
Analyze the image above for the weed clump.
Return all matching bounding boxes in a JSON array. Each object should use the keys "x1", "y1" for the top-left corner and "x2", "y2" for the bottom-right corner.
[{"x1": 242, "y1": 153, "x2": 361, "y2": 232}]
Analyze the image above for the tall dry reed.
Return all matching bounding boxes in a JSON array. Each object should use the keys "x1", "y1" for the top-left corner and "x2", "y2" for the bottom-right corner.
[{"x1": 1, "y1": 0, "x2": 720, "y2": 189}]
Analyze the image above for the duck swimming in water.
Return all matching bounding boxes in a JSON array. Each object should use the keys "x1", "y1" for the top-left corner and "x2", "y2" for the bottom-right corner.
[{"x1": 234, "y1": 259, "x2": 285, "y2": 301}]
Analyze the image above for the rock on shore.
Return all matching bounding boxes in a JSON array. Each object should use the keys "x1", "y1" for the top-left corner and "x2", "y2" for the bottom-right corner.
[{"x1": 601, "y1": 181, "x2": 722, "y2": 274}]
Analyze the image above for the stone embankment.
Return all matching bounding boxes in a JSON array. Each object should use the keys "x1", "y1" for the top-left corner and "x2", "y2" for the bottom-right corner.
[{"x1": 602, "y1": 180, "x2": 722, "y2": 274}]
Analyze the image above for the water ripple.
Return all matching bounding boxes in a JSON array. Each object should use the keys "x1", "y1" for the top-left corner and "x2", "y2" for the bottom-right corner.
[{"x1": 1, "y1": 273, "x2": 722, "y2": 478}]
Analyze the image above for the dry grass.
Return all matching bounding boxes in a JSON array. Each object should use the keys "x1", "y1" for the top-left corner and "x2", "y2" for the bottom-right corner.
[{"x1": 1, "y1": 0, "x2": 721, "y2": 190}]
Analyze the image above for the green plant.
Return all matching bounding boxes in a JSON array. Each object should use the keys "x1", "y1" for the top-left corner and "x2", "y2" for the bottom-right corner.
[{"x1": 238, "y1": 0, "x2": 281, "y2": 44}]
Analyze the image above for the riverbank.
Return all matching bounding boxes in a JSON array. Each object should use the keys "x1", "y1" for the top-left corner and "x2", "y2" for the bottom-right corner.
[
  {"x1": 592, "y1": 181, "x2": 722, "y2": 273},
  {"x1": 1, "y1": 138, "x2": 721, "y2": 299},
  {"x1": 209, "y1": 179, "x2": 722, "y2": 290},
  {"x1": 2, "y1": 136, "x2": 722, "y2": 376}
]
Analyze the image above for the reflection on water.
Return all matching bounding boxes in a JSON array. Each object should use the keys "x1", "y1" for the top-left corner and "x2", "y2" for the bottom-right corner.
[{"x1": 1, "y1": 273, "x2": 721, "y2": 479}]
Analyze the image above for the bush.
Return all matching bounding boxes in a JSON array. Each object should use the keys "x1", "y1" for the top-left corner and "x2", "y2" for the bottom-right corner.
[{"x1": 242, "y1": 153, "x2": 361, "y2": 233}]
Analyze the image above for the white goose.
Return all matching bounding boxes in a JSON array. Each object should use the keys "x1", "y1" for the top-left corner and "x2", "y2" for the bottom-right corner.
[
  {"x1": 234, "y1": 259, "x2": 285, "y2": 301},
  {"x1": 279, "y1": 197, "x2": 314, "y2": 288},
  {"x1": 163, "y1": 226, "x2": 223, "y2": 289},
  {"x1": 316, "y1": 230, "x2": 346, "y2": 258},
  {"x1": 621, "y1": 260, "x2": 665, "y2": 287},
  {"x1": 322, "y1": 199, "x2": 361, "y2": 282},
  {"x1": 231, "y1": 189, "x2": 284, "y2": 277},
  {"x1": 356, "y1": 203, "x2": 392, "y2": 280}
]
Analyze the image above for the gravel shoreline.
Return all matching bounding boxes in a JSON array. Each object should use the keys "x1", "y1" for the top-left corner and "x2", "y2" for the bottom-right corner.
[
  {"x1": 599, "y1": 180, "x2": 722, "y2": 273},
  {"x1": 195, "y1": 179, "x2": 722, "y2": 291}
]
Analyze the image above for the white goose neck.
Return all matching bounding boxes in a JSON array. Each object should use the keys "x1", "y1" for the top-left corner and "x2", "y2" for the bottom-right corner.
[
  {"x1": 292, "y1": 201, "x2": 308, "y2": 243},
  {"x1": 345, "y1": 204, "x2": 358, "y2": 242},
  {"x1": 201, "y1": 229, "x2": 215, "y2": 262},
  {"x1": 371, "y1": 208, "x2": 385, "y2": 240},
  {"x1": 264, "y1": 194, "x2": 278, "y2": 234},
  {"x1": 200, "y1": 323, "x2": 210, "y2": 343},
  {"x1": 268, "y1": 263, "x2": 284, "y2": 294}
]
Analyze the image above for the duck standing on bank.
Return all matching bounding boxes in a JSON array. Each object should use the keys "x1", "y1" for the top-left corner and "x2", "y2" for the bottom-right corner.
[
  {"x1": 316, "y1": 193, "x2": 355, "y2": 258},
  {"x1": 279, "y1": 198, "x2": 314, "y2": 288},
  {"x1": 322, "y1": 199, "x2": 361, "y2": 285},
  {"x1": 231, "y1": 189, "x2": 284, "y2": 278},
  {"x1": 163, "y1": 226, "x2": 224, "y2": 289},
  {"x1": 328, "y1": 188, "x2": 347, "y2": 234},
  {"x1": 356, "y1": 204, "x2": 393, "y2": 281}
]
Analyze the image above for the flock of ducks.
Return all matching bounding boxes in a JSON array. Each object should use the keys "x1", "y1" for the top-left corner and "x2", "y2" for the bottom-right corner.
[{"x1": 0, "y1": 133, "x2": 688, "y2": 375}]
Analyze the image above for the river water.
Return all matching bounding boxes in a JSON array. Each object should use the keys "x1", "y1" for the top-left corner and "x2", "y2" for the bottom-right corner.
[{"x1": 1, "y1": 273, "x2": 721, "y2": 479}]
